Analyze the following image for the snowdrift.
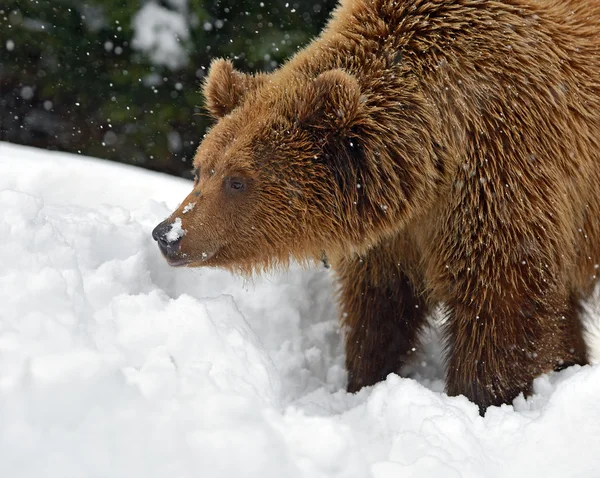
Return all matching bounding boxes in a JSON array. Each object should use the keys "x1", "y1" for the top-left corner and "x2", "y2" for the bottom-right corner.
[{"x1": 1, "y1": 142, "x2": 599, "y2": 478}]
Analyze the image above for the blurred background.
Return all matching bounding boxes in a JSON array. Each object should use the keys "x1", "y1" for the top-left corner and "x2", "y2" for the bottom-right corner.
[{"x1": 0, "y1": 0, "x2": 337, "y2": 178}]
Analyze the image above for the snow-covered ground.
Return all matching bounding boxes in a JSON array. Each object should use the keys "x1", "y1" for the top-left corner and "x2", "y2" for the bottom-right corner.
[{"x1": 1, "y1": 141, "x2": 600, "y2": 478}]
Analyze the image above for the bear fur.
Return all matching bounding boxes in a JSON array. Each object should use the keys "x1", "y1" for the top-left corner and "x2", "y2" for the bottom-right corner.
[{"x1": 153, "y1": 0, "x2": 600, "y2": 412}]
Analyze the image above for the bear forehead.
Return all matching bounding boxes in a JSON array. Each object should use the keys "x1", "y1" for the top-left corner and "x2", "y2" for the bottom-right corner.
[
  {"x1": 193, "y1": 123, "x2": 265, "y2": 175},
  {"x1": 194, "y1": 103, "x2": 307, "y2": 173},
  {"x1": 194, "y1": 142, "x2": 255, "y2": 175}
]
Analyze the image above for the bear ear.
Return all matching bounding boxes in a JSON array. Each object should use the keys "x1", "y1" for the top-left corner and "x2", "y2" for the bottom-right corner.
[
  {"x1": 202, "y1": 59, "x2": 266, "y2": 118},
  {"x1": 300, "y1": 69, "x2": 363, "y2": 132}
]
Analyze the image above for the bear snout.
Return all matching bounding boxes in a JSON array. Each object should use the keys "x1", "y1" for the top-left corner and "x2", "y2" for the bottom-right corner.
[{"x1": 152, "y1": 219, "x2": 188, "y2": 266}]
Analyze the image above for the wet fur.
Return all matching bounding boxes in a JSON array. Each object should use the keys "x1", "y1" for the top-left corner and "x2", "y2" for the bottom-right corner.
[{"x1": 166, "y1": 0, "x2": 600, "y2": 412}]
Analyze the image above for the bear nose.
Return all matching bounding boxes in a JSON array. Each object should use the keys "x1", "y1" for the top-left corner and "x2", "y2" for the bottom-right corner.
[{"x1": 152, "y1": 219, "x2": 182, "y2": 257}]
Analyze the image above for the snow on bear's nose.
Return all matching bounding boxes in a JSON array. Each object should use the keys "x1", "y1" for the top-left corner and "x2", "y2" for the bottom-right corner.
[{"x1": 152, "y1": 218, "x2": 185, "y2": 262}]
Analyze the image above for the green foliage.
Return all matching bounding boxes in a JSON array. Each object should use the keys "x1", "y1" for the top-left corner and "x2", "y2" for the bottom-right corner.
[{"x1": 0, "y1": 0, "x2": 336, "y2": 177}]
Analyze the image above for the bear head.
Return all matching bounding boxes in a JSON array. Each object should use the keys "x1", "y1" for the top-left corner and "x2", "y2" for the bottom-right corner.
[{"x1": 152, "y1": 58, "x2": 423, "y2": 273}]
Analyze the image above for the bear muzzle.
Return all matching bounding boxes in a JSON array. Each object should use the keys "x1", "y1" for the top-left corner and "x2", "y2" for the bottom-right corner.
[{"x1": 152, "y1": 219, "x2": 189, "y2": 266}]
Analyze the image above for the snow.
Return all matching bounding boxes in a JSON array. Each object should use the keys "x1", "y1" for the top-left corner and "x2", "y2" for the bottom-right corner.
[
  {"x1": 131, "y1": 1, "x2": 191, "y2": 70},
  {"x1": 166, "y1": 217, "x2": 185, "y2": 242},
  {"x1": 182, "y1": 201, "x2": 195, "y2": 213},
  {"x1": 1, "y1": 141, "x2": 600, "y2": 477}
]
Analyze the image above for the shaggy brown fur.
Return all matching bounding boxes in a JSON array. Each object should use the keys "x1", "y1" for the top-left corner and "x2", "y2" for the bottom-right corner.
[{"x1": 153, "y1": 0, "x2": 600, "y2": 412}]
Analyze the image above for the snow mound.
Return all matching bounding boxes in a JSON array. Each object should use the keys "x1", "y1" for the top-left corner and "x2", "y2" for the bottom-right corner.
[{"x1": 1, "y1": 142, "x2": 599, "y2": 478}]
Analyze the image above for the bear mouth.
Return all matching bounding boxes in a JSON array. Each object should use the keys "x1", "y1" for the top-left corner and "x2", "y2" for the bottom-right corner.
[
  {"x1": 165, "y1": 255, "x2": 192, "y2": 267},
  {"x1": 157, "y1": 241, "x2": 220, "y2": 268},
  {"x1": 173, "y1": 248, "x2": 219, "y2": 267}
]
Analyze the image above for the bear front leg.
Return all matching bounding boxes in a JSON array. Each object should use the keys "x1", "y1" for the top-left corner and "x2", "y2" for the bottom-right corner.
[
  {"x1": 444, "y1": 289, "x2": 588, "y2": 413},
  {"x1": 336, "y1": 245, "x2": 429, "y2": 393}
]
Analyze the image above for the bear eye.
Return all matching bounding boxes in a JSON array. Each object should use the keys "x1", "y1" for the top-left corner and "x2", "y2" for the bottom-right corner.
[{"x1": 225, "y1": 177, "x2": 247, "y2": 193}]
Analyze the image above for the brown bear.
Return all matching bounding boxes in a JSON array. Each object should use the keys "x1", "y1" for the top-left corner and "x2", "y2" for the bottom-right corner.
[{"x1": 152, "y1": 0, "x2": 600, "y2": 412}]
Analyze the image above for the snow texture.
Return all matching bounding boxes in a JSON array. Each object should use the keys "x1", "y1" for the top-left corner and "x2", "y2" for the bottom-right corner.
[
  {"x1": 166, "y1": 217, "x2": 185, "y2": 242},
  {"x1": 131, "y1": 1, "x2": 190, "y2": 70},
  {"x1": 1, "y1": 142, "x2": 600, "y2": 478}
]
